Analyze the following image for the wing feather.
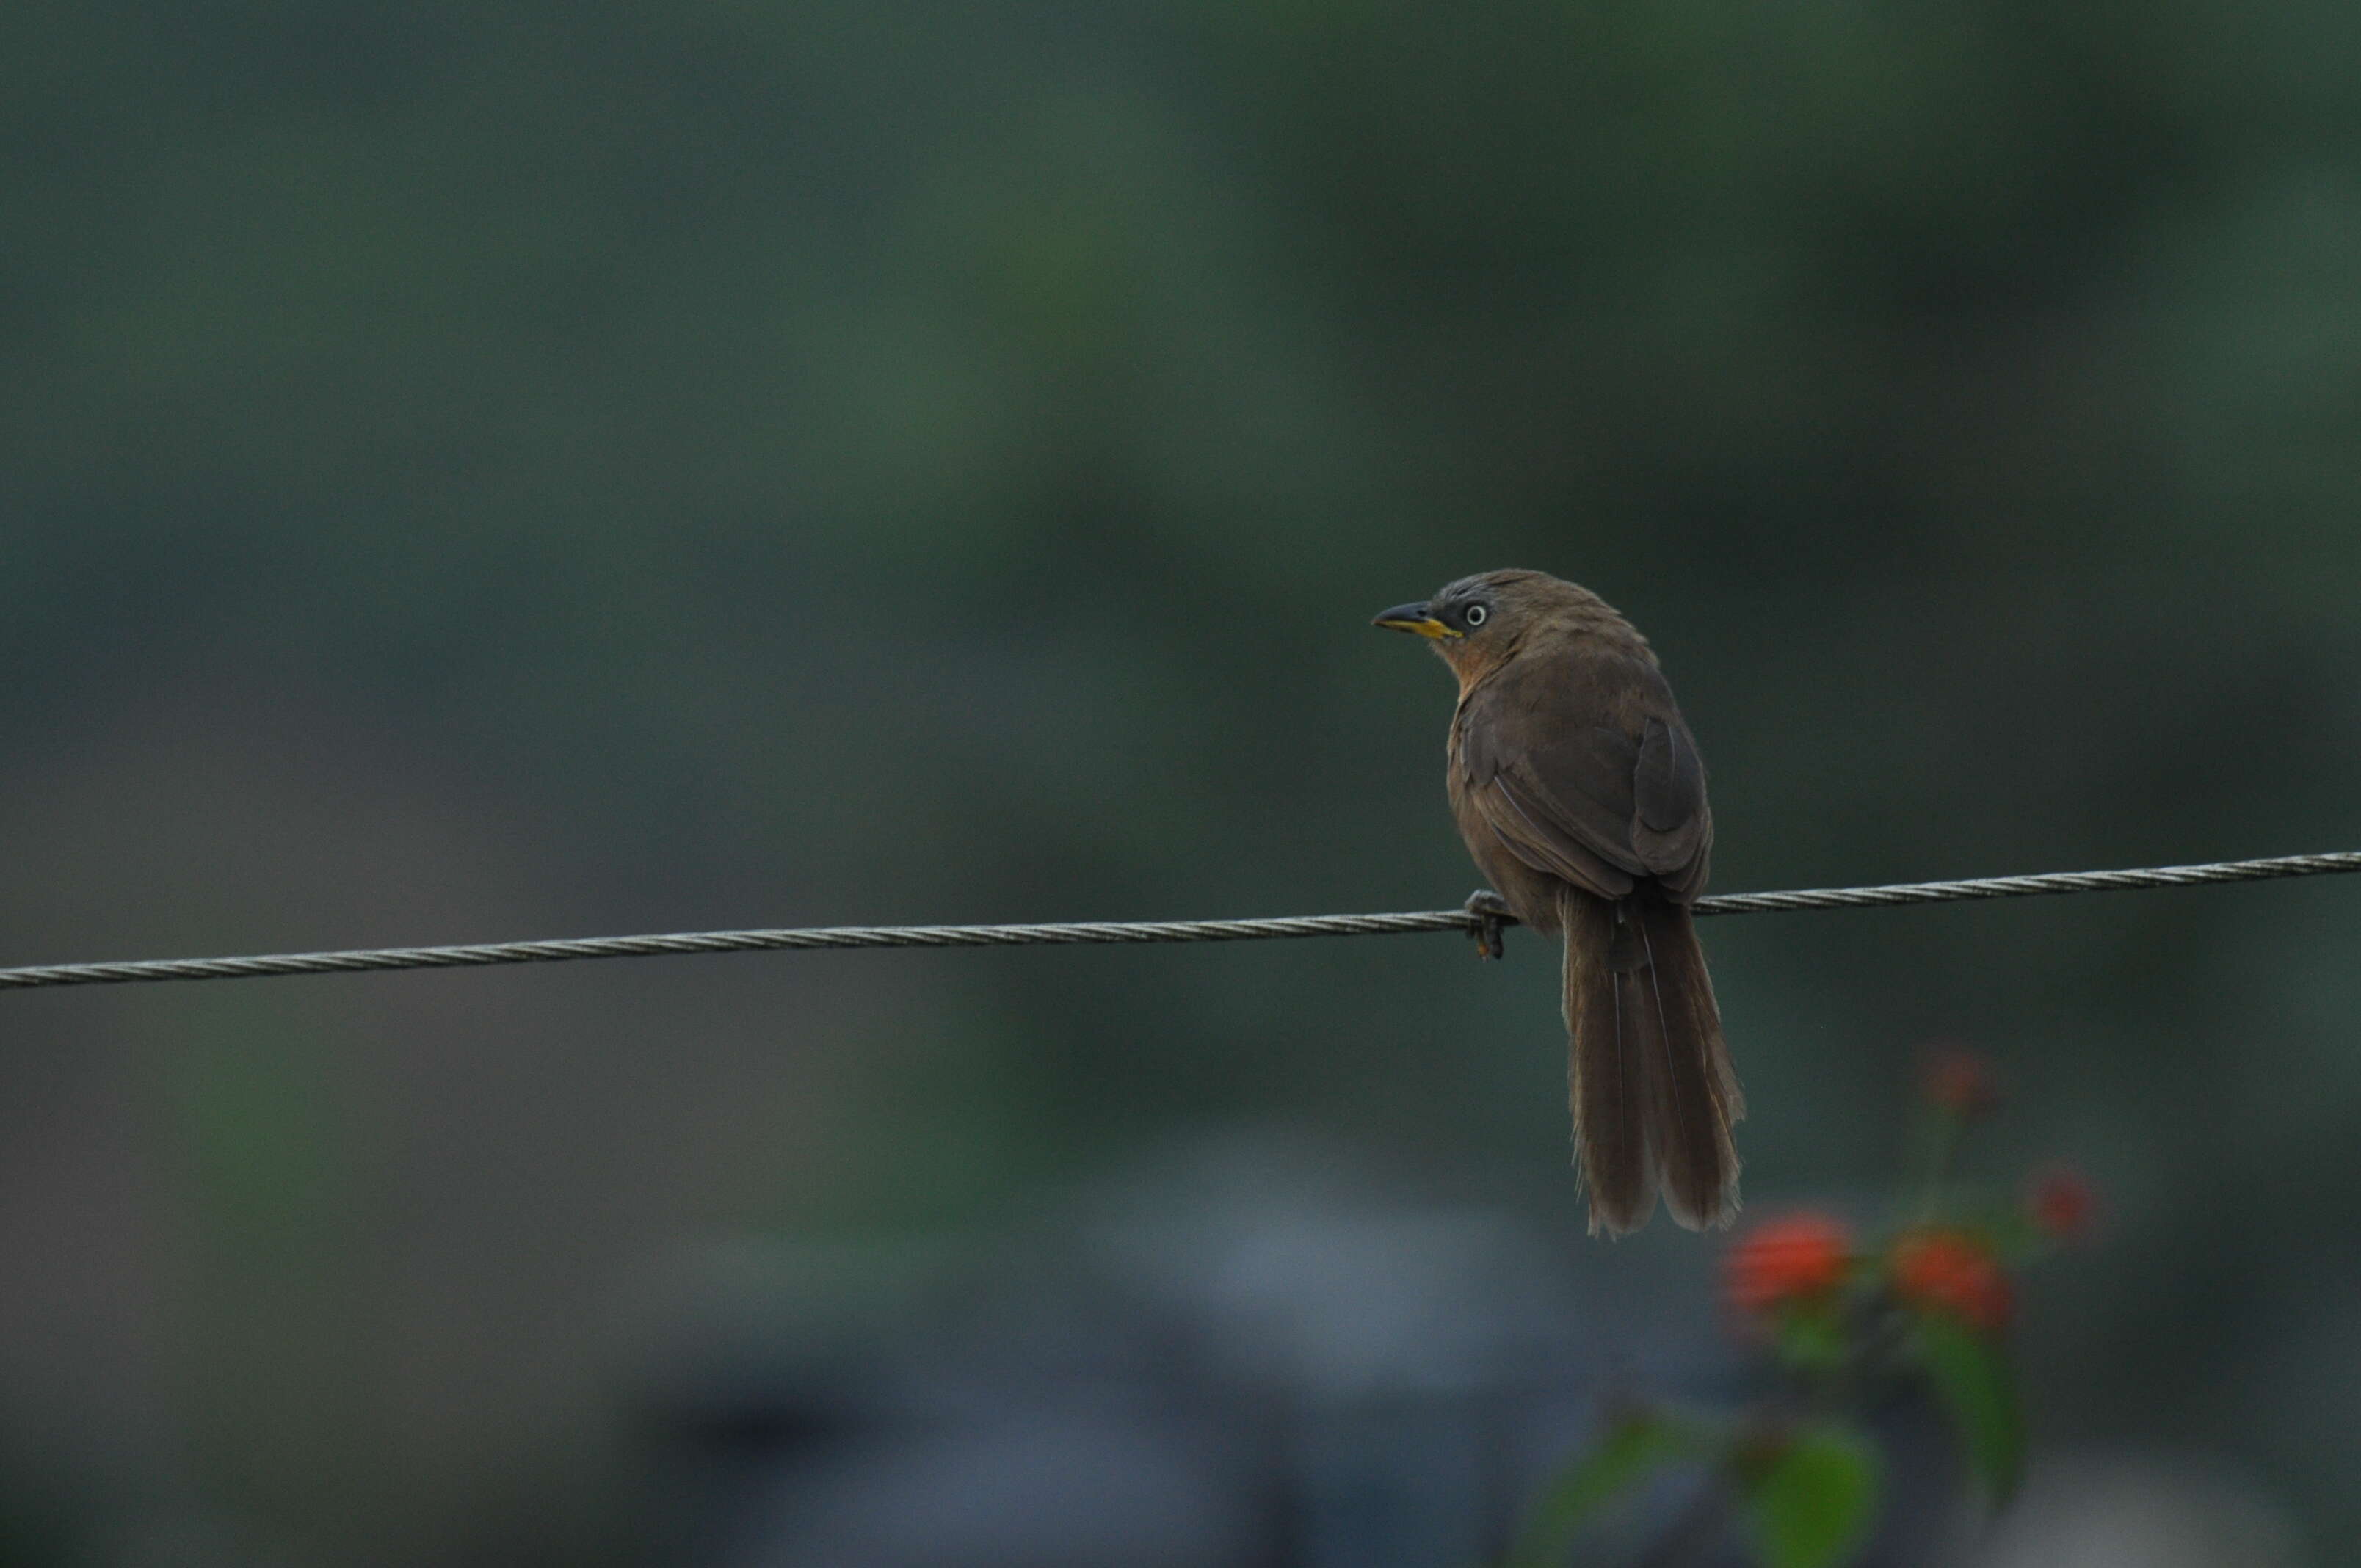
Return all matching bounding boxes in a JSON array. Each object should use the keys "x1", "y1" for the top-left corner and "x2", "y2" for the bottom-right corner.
[{"x1": 1456, "y1": 645, "x2": 1712, "y2": 901}]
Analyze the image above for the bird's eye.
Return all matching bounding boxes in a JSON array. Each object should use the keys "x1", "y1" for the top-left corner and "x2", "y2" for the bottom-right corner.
[{"x1": 1464, "y1": 604, "x2": 1489, "y2": 627}]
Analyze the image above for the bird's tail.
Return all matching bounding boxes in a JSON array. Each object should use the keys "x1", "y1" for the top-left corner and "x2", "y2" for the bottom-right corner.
[{"x1": 1561, "y1": 885, "x2": 1744, "y2": 1235}]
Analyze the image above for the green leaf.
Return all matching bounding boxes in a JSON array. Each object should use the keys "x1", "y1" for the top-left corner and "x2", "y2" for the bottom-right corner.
[
  {"x1": 1505, "y1": 1408, "x2": 1708, "y2": 1568},
  {"x1": 1915, "y1": 1314, "x2": 2025, "y2": 1503},
  {"x1": 1773, "y1": 1302, "x2": 1852, "y2": 1373},
  {"x1": 1737, "y1": 1423, "x2": 1881, "y2": 1568}
]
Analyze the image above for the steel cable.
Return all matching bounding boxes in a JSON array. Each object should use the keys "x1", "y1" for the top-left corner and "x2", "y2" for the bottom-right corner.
[{"x1": 0, "y1": 850, "x2": 2354, "y2": 992}]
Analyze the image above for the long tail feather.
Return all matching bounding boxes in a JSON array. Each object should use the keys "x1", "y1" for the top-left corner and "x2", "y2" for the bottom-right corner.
[{"x1": 1561, "y1": 887, "x2": 1744, "y2": 1235}]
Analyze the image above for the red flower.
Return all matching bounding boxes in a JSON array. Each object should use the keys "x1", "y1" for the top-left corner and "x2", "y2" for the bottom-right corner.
[
  {"x1": 1725, "y1": 1213, "x2": 1854, "y2": 1315},
  {"x1": 2028, "y1": 1164, "x2": 2099, "y2": 1242},
  {"x1": 1892, "y1": 1229, "x2": 2012, "y2": 1332},
  {"x1": 1920, "y1": 1045, "x2": 2000, "y2": 1117}
]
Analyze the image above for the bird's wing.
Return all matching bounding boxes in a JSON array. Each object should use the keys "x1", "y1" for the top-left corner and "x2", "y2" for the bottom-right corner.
[{"x1": 1456, "y1": 647, "x2": 1713, "y2": 901}]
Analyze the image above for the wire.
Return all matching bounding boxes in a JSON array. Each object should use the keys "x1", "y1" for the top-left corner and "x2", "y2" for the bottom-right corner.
[{"x1": 1, "y1": 849, "x2": 2355, "y2": 992}]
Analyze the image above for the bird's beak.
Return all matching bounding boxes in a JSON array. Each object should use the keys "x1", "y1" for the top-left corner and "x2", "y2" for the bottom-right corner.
[{"x1": 1372, "y1": 601, "x2": 1460, "y2": 639}]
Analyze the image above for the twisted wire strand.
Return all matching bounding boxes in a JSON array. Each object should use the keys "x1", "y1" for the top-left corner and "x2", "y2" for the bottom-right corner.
[{"x1": 2, "y1": 850, "x2": 2357, "y2": 992}]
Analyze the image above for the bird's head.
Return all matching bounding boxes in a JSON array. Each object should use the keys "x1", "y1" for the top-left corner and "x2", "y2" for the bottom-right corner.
[{"x1": 1373, "y1": 569, "x2": 1605, "y2": 690}]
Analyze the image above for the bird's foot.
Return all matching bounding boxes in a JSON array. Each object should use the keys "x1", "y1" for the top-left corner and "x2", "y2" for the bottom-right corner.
[{"x1": 1462, "y1": 890, "x2": 1515, "y2": 960}]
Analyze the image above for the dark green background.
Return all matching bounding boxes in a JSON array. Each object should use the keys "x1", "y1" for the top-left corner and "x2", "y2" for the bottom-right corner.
[{"x1": 4, "y1": 1, "x2": 2356, "y2": 1561}]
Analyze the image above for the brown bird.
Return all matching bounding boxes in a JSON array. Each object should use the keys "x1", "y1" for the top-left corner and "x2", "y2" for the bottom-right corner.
[{"x1": 1375, "y1": 570, "x2": 1743, "y2": 1235}]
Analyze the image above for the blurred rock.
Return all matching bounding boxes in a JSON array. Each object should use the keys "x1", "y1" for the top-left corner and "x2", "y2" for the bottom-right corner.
[
  {"x1": 1976, "y1": 1451, "x2": 2304, "y2": 1568},
  {"x1": 631, "y1": 1133, "x2": 1976, "y2": 1567}
]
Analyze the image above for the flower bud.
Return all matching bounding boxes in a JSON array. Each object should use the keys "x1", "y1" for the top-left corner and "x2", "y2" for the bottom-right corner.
[
  {"x1": 1920, "y1": 1045, "x2": 2001, "y2": 1117},
  {"x1": 2028, "y1": 1164, "x2": 2099, "y2": 1243}
]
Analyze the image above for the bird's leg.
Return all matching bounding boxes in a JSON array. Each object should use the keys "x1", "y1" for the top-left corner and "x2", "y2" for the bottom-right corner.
[{"x1": 1463, "y1": 889, "x2": 1515, "y2": 960}]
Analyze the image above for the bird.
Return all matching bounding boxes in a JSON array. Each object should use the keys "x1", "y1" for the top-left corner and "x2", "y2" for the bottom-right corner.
[{"x1": 1374, "y1": 570, "x2": 1742, "y2": 1235}]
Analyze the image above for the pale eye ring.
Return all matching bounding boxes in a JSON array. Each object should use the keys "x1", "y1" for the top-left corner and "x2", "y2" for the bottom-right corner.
[{"x1": 1464, "y1": 604, "x2": 1489, "y2": 627}]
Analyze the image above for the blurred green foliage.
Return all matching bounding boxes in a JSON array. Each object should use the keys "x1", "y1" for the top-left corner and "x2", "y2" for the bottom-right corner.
[{"x1": 2, "y1": 0, "x2": 2360, "y2": 1561}]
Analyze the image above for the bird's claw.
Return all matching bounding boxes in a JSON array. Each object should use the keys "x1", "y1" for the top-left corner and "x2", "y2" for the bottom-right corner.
[{"x1": 1462, "y1": 890, "x2": 1515, "y2": 960}]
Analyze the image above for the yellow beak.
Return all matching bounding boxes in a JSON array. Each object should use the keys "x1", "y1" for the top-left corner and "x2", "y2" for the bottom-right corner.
[{"x1": 1372, "y1": 601, "x2": 1461, "y2": 639}]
